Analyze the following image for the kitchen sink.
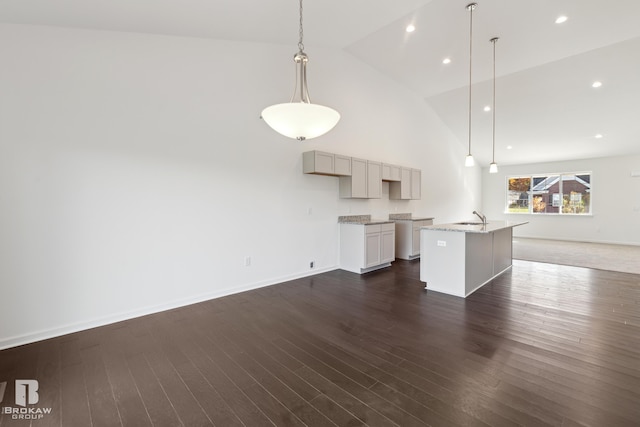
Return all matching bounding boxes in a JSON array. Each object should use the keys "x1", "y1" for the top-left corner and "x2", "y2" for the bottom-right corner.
[{"x1": 455, "y1": 222, "x2": 487, "y2": 226}]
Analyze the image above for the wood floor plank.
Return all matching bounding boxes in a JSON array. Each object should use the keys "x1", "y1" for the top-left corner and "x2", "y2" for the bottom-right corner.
[
  {"x1": 125, "y1": 352, "x2": 183, "y2": 427},
  {"x1": 180, "y1": 333, "x2": 276, "y2": 427},
  {"x1": 2, "y1": 259, "x2": 640, "y2": 426},
  {"x1": 79, "y1": 342, "x2": 122, "y2": 427},
  {"x1": 34, "y1": 341, "x2": 62, "y2": 427}
]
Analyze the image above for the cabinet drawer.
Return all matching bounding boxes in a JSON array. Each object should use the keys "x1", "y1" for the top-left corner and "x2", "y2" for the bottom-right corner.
[
  {"x1": 381, "y1": 223, "x2": 395, "y2": 232},
  {"x1": 365, "y1": 224, "x2": 381, "y2": 234}
]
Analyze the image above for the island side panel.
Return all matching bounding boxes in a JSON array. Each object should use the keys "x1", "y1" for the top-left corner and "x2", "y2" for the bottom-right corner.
[
  {"x1": 492, "y1": 227, "x2": 513, "y2": 274},
  {"x1": 464, "y1": 232, "x2": 494, "y2": 296},
  {"x1": 420, "y1": 229, "x2": 466, "y2": 297}
]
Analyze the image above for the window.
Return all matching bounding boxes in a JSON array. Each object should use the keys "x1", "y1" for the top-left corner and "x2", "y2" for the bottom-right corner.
[
  {"x1": 507, "y1": 177, "x2": 531, "y2": 213},
  {"x1": 506, "y1": 172, "x2": 591, "y2": 215}
]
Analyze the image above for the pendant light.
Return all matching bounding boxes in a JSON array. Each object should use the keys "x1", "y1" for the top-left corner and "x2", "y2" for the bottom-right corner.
[
  {"x1": 261, "y1": 0, "x2": 340, "y2": 141},
  {"x1": 489, "y1": 37, "x2": 499, "y2": 174},
  {"x1": 465, "y1": 3, "x2": 477, "y2": 167}
]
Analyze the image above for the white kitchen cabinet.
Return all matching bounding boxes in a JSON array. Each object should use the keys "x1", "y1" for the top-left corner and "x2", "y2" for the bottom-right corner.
[
  {"x1": 339, "y1": 157, "x2": 367, "y2": 198},
  {"x1": 303, "y1": 151, "x2": 351, "y2": 176},
  {"x1": 340, "y1": 222, "x2": 395, "y2": 274},
  {"x1": 389, "y1": 167, "x2": 411, "y2": 199},
  {"x1": 394, "y1": 218, "x2": 433, "y2": 260},
  {"x1": 381, "y1": 227, "x2": 395, "y2": 263},
  {"x1": 339, "y1": 159, "x2": 381, "y2": 199},
  {"x1": 411, "y1": 169, "x2": 421, "y2": 200},
  {"x1": 335, "y1": 155, "x2": 352, "y2": 176},
  {"x1": 382, "y1": 163, "x2": 401, "y2": 181},
  {"x1": 389, "y1": 167, "x2": 421, "y2": 200},
  {"x1": 367, "y1": 161, "x2": 382, "y2": 199}
]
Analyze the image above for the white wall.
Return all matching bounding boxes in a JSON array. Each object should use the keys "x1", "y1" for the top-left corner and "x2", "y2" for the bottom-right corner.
[
  {"x1": 482, "y1": 155, "x2": 640, "y2": 245},
  {"x1": 0, "y1": 24, "x2": 480, "y2": 349}
]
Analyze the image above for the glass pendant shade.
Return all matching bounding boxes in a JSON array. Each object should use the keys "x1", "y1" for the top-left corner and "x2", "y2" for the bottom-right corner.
[
  {"x1": 465, "y1": 154, "x2": 475, "y2": 167},
  {"x1": 261, "y1": 102, "x2": 340, "y2": 141},
  {"x1": 261, "y1": 0, "x2": 340, "y2": 141},
  {"x1": 489, "y1": 162, "x2": 498, "y2": 173}
]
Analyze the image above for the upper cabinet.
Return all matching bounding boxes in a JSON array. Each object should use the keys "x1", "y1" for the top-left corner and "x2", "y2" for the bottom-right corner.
[
  {"x1": 339, "y1": 159, "x2": 381, "y2": 199},
  {"x1": 382, "y1": 163, "x2": 401, "y2": 182},
  {"x1": 411, "y1": 169, "x2": 421, "y2": 200},
  {"x1": 367, "y1": 161, "x2": 382, "y2": 199},
  {"x1": 303, "y1": 150, "x2": 351, "y2": 176},
  {"x1": 303, "y1": 151, "x2": 420, "y2": 200},
  {"x1": 389, "y1": 167, "x2": 421, "y2": 200},
  {"x1": 339, "y1": 158, "x2": 367, "y2": 198}
]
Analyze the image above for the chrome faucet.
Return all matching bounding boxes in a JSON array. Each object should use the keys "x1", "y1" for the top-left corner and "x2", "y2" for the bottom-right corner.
[{"x1": 472, "y1": 210, "x2": 487, "y2": 225}]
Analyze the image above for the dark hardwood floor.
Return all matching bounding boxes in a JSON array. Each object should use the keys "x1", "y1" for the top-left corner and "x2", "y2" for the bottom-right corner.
[{"x1": 1, "y1": 259, "x2": 639, "y2": 426}]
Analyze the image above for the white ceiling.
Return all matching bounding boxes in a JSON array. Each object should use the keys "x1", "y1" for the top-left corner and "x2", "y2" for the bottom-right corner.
[{"x1": 2, "y1": 0, "x2": 640, "y2": 166}]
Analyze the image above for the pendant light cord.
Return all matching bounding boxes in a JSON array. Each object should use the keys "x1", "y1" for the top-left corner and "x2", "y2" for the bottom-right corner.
[
  {"x1": 467, "y1": 4, "x2": 476, "y2": 157},
  {"x1": 291, "y1": 0, "x2": 310, "y2": 104},
  {"x1": 491, "y1": 37, "x2": 498, "y2": 164},
  {"x1": 298, "y1": 0, "x2": 304, "y2": 53}
]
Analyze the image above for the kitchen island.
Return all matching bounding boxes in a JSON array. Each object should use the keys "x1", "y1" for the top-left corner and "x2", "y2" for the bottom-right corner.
[{"x1": 420, "y1": 220, "x2": 527, "y2": 297}]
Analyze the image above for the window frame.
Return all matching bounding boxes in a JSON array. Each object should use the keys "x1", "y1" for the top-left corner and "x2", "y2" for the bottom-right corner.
[{"x1": 505, "y1": 172, "x2": 592, "y2": 216}]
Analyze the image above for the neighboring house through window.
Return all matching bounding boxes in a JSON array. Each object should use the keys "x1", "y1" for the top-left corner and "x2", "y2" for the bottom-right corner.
[{"x1": 507, "y1": 173, "x2": 591, "y2": 214}]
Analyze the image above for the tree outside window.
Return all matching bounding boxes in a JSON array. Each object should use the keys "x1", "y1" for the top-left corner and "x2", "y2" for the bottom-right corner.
[{"x1": 507, "y1": 177, "x2": 531, "y2": 213}]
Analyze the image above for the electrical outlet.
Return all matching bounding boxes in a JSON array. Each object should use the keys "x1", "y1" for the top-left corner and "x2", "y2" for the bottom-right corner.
[
  {"x1": 437, "y1": 240, "x2": 447, "y2": 247},
  {"x1": 244, "y1": 256, "x2": 251, "y2": 267},
  {"x1": 310, "y1": 261, "x2": 315, "y2": 269}
]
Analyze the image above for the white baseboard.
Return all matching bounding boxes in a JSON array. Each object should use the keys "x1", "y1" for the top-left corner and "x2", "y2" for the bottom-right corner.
[{"x1": 0, "y1": 265, "x2": 338, "y2": 351}]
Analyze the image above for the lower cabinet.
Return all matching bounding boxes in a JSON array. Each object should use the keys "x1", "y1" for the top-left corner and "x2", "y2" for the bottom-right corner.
[
  {"x1": 394, "y1": 219, "x2": 433, "y2": 260},
  {"x1": 340, "y1": 223, "x2": 395, "y2": 274}
]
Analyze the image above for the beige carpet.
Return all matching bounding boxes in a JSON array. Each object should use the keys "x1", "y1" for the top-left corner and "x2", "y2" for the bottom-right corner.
[{"x1": 513, "y1": 237, "x2": 640, "y2": 275}]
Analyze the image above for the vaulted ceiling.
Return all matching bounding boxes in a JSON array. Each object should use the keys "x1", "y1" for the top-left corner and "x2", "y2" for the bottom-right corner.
[{"x1": 3, "y1": 0, "x2": 639, "y2": 166}]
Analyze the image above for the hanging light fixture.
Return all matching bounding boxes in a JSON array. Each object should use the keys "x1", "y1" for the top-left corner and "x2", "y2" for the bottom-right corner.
[
  {"x1": 261, "y1": 0, "x2": 340, "y2": 141},
  {"x1": 489, "y1": 37, "x2": 499, "y2": 174},
  {"x1": 465, "y1": 3, "x2": 477, "y2": 167}
]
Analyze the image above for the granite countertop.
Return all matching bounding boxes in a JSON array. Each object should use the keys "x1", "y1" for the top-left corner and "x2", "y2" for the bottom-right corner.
[
  {"x1": 389, "y1": 213, "x2": 434, "y2": 221},
  {"x1": 338, "y1": 215, "x2": 394, "y2": 225},
  {"x1": 422, "y1": 220, "x2": 528, "y2": 234}
]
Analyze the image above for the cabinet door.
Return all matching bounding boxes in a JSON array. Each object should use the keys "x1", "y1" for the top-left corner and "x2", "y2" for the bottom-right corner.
[
  {"x1": 411, "y1": 169, "x2": 421, "y2": 199},
  {"x1": 367, "y1": 161, "x2": 382, "y2": 199},
  {"x1": 382, "y1": 163, "x2": 401, "y2": 181},
  {"x1": 381, "y1": 230, "x2": 395, "y2": 263},
  {"x1": 302, "y1": 150, "x2": 334, "y2": 174},
  {"x1": 365, "y1": 231, "x2": 381, "y2": 267},
  {"x1": 351, "y1": 158, "x2": 368, "y2": 198},
  {"x1": 339, "y1": 158, "x2": 367, "y2": 198},
  {"x1": 334, "y1": 155, "x2": 352, "y2": 176},
  {"x1": 400, "y1": 168, "x2": 412, "y2": 199}
]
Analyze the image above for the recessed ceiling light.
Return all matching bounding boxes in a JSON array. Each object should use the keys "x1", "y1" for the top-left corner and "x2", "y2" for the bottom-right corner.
[
  {"x1": 406, "y1": 24, "x2": 416, "y2": 33},
  {"x1": 506, "y1": 145, "x2": 513, "y2": 150},
  {"x1": 483, "y1": 105, "x2": 491, "y2": 112},
  {"x1": 594, "y1": 134, "x2": 603, "y2": 139},
  {"x1": 592, "y1": 81, "x2": 602, "y2": 88},
  {"x1": 442, "y1": 58, "x2": 451, "y2": 64},
  {"x1": 555, "y1": 16, "x2": 568, "y2": 24}
]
